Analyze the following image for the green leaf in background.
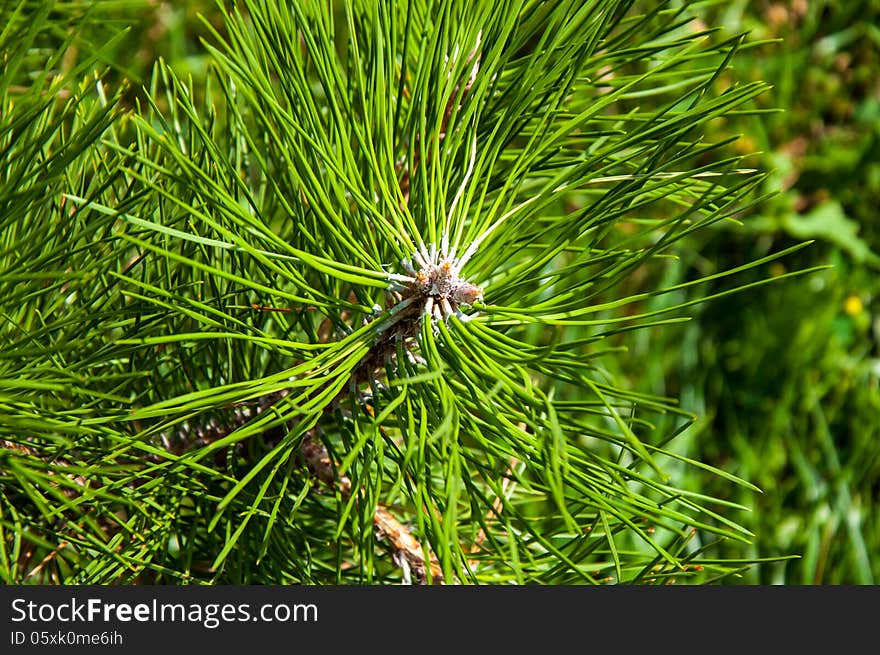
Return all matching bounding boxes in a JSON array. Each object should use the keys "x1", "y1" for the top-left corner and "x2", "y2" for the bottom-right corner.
[{"x1": 782, "y1": 200, "x2": 880, "y2": 268}]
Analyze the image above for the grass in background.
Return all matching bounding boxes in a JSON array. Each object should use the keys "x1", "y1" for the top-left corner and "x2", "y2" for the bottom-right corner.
[{"x1": 620, "y1": 0, "x2": 880, "y2": 583}]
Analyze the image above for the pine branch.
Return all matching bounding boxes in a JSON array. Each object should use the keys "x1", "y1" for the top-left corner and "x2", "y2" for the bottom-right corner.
[{"x1": 1, "y1": 0, "x2": 809, "y2": 584}]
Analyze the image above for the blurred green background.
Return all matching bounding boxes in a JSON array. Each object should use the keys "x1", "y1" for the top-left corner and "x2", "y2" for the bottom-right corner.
[
  {"x1": 619, "y1": 0, "x2": 880, "y2": 584},
  {"x1": 51, "y1": 0, "x2": 880, "y2": 583}
]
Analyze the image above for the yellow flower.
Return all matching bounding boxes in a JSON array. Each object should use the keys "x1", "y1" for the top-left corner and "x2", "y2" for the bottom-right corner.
[{"x1": 844, "y1": 295, "x2": 864, "y2": 317}]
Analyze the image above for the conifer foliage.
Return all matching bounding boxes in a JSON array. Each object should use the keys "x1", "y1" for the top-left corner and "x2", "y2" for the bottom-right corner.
[{"x1": 1, "y1": 1, "x2": 803, "y2": 583}]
